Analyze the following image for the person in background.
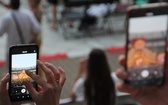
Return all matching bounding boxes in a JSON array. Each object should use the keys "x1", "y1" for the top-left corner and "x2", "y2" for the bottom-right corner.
[
  {"x1": 0, "y1": 0, "x2": 40, "y2": 70},
  {"x1": 78, "y1": 3, "x2": 116, "y2": 31},
  {"x1": 28, "y1": 0, "x2": 42, "y2": 49},
  {"x1": 47, "y1": 0, "x2": 58, "y2": 29},
  {"x1": 78, "y1": 4, "x2": 109, "y2": 31},
  {"x1": 70, "y1": 49, "x2": 116, "y2": 105},
  {"x1": 0, "y1": 60, "x2": 66, "y2": 105},
  {"x1": 28, "y1": 0, "x2": 44, "y2": 78}
]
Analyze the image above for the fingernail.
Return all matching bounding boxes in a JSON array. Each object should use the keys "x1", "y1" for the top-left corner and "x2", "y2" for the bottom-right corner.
[
  {"x1": 58, "y1": 66, "x2": 62, "y2": 69},
  {"x1": 5, "y1": 73, "x2": 10, "y2": 78},
  {"x1": 25, "y1": 70, "x2": 30, "y2": 74},
  {"x1": 58, "y1": 67, "x2": 64, "y2": 72},
  {"x1": 2, "y1": 73, "x2": 10, "y2": 80},
  {"x1": 44, "y1": 62, "x2": 50, "y2": 65},
  {"x1": 37, "y1": 60, "x2": 41, "y2": 64}
]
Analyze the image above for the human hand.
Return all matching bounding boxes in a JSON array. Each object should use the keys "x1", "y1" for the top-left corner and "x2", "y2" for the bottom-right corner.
[
  {"x1": 24, "y1": 60, "x2": 66, "y2": 105},
  {"x1": 0, "y1": 74, "x2": 21, "y2": 105},
  {"x1": 116, "y1": 55, "x2": 168, "y2": 105},
  {"x1": 0, "y1": 73, "x2": 11, "y2": 105}
]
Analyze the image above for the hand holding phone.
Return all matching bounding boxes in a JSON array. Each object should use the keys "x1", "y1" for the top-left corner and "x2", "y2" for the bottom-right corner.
[
  {"x1": 0, "y1": 73, "x2": 11, "y2": 105},
  {"x1": 0, "y1": 60, "x2": 66, "y2": 105},
  {"x1": 125, "y1": 3, "x2": 168, "y2": 86},
  {"x1": 24, "y1": 61, "x2": 66, "y2": 105},
  {"x1": 9, "y1": 44, "x2": 39, "y2": 102},
  {"x1": 116, "y1": 66, "x2": 168, "y2": 105}
]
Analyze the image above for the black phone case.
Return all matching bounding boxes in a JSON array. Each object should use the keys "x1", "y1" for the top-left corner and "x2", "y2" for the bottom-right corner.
[
  {"x1": 125, "y1": 3, "x2": 168, "y2": 87},
  {"x1": 9, "y1": 44, "x2": 39, "y2": 102}
]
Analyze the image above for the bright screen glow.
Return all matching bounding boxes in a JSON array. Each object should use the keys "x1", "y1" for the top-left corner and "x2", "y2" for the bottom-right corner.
[{"x1": 127, "y1": 14, "x2": 168, "y2": 85}]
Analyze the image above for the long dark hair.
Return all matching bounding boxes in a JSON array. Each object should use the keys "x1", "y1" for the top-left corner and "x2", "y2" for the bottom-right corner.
[{"x1": 84, "y1": 49, "x2": 116, "y2": 105}]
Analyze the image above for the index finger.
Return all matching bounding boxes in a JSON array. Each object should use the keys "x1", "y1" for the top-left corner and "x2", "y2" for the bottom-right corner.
[
  {"x1": 116, "y1": 68, "x2": 129, "y2": 80},
  {"x1": 58, "y1": 67, "x2": 66, "y2": 87},
  {"x1": 44, "y1": 62, "x2": 60, "y2": 80},
  {"x1": 37, "y1": 60, "x2": 55, "y2": 83},
  {"x1": 25, "y1": 70, "x2": 47, "y2": 88},
  {"x1": 0, "y1": 73, "x2": 10, "y2": 92},
  {"x1": 118, "y1": 55, "x2": 125, "y2": 67}
]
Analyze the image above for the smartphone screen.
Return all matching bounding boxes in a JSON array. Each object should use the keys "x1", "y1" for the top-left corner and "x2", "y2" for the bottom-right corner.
[
  {"x1": 9, "y1": 45, "x2": 38, "y2": 101},
  {"x1": 126, "y1": 11, "x2": 168, "y2": 86}
]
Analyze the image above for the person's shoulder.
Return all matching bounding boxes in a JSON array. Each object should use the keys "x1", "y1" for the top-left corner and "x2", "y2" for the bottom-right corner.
[
  {"x1": 73, "y1": 77, "x2": 85, "y2": 97},
  {"x1": 2, "y1": 12, "x2": 11, "y2": 18},
  {"x1": 20, "y1": 9, "x2": 32, "y2": 15},
  {"x1": 1, "y1": 12, "x2": 12, "y2": 21},
  {"x1": 20, "y1": 9, "x2": 35, "y2": 19},
  {"x1": 74, "y1": 77, "x2": 85, "y2": 88},
  {"x1": 76, "y1": 77, "x2": 85, "y2": 84}
]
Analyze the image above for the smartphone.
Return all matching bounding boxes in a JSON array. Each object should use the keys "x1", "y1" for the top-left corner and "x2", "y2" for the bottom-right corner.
[
  {"x1": 125, "y1": 3, "x2": 168, "y2": 87},
  {"x1": 9, "y1": 44, "x2": 39, "y2": 101}
]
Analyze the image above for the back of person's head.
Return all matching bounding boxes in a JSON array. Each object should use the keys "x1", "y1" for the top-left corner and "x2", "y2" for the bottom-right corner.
[
  {"x1": 10, "y1": 0, "x2": 20, "y2": 10},
  {"x1": 84, "y1": 49, "x2": 116, "y2": 105}
]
